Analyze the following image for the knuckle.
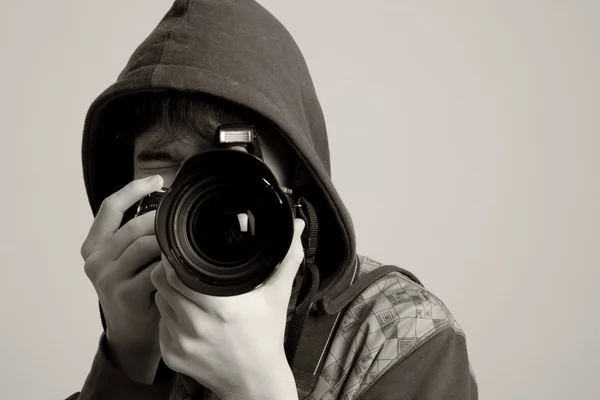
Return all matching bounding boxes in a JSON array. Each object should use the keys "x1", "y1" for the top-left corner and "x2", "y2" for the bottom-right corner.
[
  {"x1": 124, "y1": 218, "x2": 142, "y2": 237},
  {"x1": 81, "y1": 237, "x2": 104, "y2": 261},
  {"x1": 96, "y1": 274, "x2": 109, "y2": 294},
  {"x1": 83, "y1": 253, "x2": 102, "y2": 281},
  {"x1": 214, "y1": 307, "x2": 232, "y2": 324},
  {"x1": 99, "y1": 195, "x2": 118, "y2": 214},
  {"x1": 80, "y1": 241, "x2": 91, "y2": 260},
  {"x1": 114, "y1": 286, "x2": 131, "y2": 304},
  {"x1": 161, "y1": 348, "x2": 178, "y2": 370},
  {"x1": 96, "y1": 270, "x2": 115, "y2": 294},
  {"x1": 177, "y1": 335, "x2": 193, "y2": 354},
  {"x1": 83, "y1": 258, "x2": 95, "y2": 280}
]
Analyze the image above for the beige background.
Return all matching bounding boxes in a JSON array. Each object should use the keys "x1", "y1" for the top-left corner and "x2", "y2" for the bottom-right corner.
[{"x1": 1, "y1": 0, "x2": 599, "y2": 398}]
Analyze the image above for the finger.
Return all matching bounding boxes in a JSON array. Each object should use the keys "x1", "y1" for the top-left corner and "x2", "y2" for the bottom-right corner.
[
  {"x1": 155, "y1": 291, "x2": 179, "y2": 323},
  {"x1": 159, "y1": 317, "x2": 172, "y2": 345},
  {"x1": 158, "y1": 317, "x2": 187, "y2": 375},
  {"x1": 81, "y1": 175, "x2": 163, "y2": 259},
  {"x1": 159, "y1": 318, "x2": 176, "y2": 361},
  {"x1": 100, "y1": 211, "x2": 157, "y2": 262},
  {"x1": 122, "y1": 260, "x2": 161, "y2": 308},
  {"x1": 152, "y1": 262, "x2": 202, "y2": 324},
  {"x1": 264, "y1": 218, "x2": 305, "y2": 290},
  {"x1": 160, "y1": 257, "x2": 207, "y2": 309},
  {"x1": 110, "y1": 234, "x2": 161, "y2": 281}
]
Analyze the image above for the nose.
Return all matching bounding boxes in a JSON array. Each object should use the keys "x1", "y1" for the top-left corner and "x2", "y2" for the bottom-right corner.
[{"x1": 229, "y1": 145, "x2": 248, "y2": 153}]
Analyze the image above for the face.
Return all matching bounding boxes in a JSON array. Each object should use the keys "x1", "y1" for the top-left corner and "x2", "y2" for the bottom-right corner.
[{"x1": 133, "y1": 124, "x2": 294, "y2": 189}]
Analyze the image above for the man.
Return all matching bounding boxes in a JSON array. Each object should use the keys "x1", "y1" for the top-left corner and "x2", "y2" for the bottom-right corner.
[{"x1": 70, "y1": 1, "x2": 478, "y2": 399}]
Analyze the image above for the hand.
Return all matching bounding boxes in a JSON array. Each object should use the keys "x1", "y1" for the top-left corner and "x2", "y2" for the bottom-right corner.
[
  {"x1": 150, "y1": 218, "x2": 306, "y2": 400},
  {"x1": 80, "y1": 175, "x2": 165, "y2": 384}
]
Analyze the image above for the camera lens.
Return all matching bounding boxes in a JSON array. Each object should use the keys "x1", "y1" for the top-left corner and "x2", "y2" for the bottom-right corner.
[
  {"x1": 154, "y1": 150, "x2": 294, "y2": 296},
  {"x1": 186, "y1": 185, "x2": 262, "y2": 266}
]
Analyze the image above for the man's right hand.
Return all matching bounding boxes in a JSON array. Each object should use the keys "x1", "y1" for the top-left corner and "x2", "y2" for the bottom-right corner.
[{"x1": 80, "y1": 175, "x2": 164, "y2": 384}]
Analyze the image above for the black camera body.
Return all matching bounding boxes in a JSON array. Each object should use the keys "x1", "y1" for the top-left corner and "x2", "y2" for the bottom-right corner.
[{"x1": 136, "y1": 124, "x2": 296, "y2": 296}]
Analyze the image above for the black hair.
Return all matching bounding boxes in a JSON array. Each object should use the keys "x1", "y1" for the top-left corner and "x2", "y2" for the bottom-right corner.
[{"x1": 103, "y1": 90, "x2": 254, "y2": 148}]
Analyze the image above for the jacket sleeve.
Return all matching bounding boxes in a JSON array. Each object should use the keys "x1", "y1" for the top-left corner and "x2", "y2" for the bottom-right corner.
[
  {"x1": 360, "y1": 328, "x2": 478, "y2": 399},
  {"x1": 65, "y1": 334, "x2": 174, "y2": 400}
]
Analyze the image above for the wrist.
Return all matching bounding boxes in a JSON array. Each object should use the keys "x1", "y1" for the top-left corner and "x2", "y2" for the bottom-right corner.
[
  {"x1": 221, "y1": 360, "x2": 298, "y2": 400},
  {"x1": 105, "y1": 337, "x2": 162, "y2": 384}
]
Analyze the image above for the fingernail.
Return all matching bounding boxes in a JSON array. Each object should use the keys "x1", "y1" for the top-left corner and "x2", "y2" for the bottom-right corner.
[{"x1": 146, "y1": 174, "x2": 162, "y2": 185}]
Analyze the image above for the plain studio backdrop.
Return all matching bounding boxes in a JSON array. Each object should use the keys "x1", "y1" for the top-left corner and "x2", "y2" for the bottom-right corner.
[{"x1": 0, "y1": 0, "x2": 598, "y2": 399}]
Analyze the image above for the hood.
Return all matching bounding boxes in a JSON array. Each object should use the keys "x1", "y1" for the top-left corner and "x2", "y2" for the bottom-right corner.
[{"x1": 82, "y1": 0, "x2": 356, "y2": 300}]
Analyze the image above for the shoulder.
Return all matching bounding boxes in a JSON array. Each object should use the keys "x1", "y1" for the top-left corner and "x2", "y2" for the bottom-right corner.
[
  {"x1": 312, "y1": 255, "x2": 475, "y2": 399},
  {"x1": 348, "y1": 255, "x2": 466, "y2": 338}
]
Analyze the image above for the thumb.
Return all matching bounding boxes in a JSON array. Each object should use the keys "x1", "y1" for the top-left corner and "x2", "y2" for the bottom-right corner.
[{"x1": 267, "y1": 218, "x2": 306, "y2": 289}]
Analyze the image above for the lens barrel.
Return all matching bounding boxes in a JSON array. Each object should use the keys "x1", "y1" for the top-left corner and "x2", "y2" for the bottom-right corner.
[{"x1": 146, "y1": 149, "x2": 294, "y2": 296}]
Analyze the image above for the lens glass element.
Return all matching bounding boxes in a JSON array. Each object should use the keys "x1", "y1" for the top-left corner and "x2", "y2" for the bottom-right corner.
[{"x1": 186, "y1": 186, "x2": 262, "y2": 266}]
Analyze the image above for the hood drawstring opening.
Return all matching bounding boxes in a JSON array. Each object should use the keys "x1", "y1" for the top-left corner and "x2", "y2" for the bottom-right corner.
[{"x1": 284, "y1": 197, "x2": 320, "y2": 366}]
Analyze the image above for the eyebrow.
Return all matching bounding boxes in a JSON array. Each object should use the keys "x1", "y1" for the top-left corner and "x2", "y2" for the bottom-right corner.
[{"x1": 136, "y1": 149, "x2": 180, "y2": 163}]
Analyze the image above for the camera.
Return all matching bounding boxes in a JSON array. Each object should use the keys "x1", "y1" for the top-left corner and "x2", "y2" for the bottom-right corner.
[{"x1": 135, "y1": 124, "x2": 296, "y2": 296}]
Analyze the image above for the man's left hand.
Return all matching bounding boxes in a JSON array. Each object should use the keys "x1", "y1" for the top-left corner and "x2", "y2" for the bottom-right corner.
[{"x1": 150, "y1": 218, "x2": 305, "y2": 400}]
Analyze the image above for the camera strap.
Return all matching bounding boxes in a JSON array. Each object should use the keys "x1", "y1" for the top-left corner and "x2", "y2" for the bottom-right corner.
[
  {"x1": 284, "y1": 197, "x2": 345, "y2": 399},
  {"x1": 284, "y1": 197, "x2": 320, "y2": 364}
]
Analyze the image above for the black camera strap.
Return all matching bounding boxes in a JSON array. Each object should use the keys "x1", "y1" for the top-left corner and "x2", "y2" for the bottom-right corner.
[
  {"x1": 284, "y1": 197, "x2": 320, "y2": 365},
  {"x1": 285, "y1": 197, "x2": 351, "y2": 400},
  {"x1": 285, "y1": 220, "x2": 358, "y2": 400}
]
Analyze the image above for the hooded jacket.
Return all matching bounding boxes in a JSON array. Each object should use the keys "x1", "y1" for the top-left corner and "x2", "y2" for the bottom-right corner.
[{"x1": 71, "y1": 1, "x2": 478, "y2": 399}]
